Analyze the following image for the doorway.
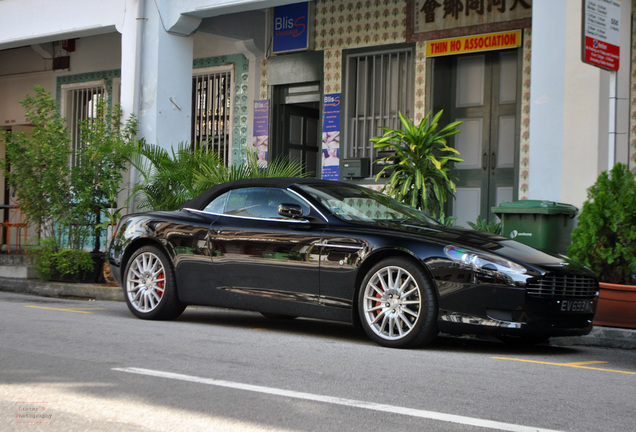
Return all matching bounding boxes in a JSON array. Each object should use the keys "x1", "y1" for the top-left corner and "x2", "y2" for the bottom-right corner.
[
  {"x1": 431, "y1": 50, "x2": 520, "y2": 227},
  {"x1": 271, "y1": 84, "x2": 321, "y2": 177}
]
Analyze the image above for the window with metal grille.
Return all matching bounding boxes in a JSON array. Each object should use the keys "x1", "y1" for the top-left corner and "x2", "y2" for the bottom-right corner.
[
  {"x1": 61, "y1": 82, "x2": 106, "y2": 167},
  {"x1": 344, "y1": 47, "x2": 414, "y2": 176},
  {"x1": 192, "y1": 66, "x2": 233, "y2": 165}
]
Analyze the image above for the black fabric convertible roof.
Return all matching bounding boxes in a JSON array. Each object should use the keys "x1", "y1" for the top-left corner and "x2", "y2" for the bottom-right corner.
[{"x1": 181, "y1": 177, "x2": 342, "y2": 210}]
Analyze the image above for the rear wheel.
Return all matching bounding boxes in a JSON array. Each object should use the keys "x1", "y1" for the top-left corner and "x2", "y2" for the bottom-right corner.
[
  {"x1": 124, "y1": 246, "x2": 186, "y2": 320},
  {"x1": 358, "y1": 257, "x2": 438, "y2": 348}
]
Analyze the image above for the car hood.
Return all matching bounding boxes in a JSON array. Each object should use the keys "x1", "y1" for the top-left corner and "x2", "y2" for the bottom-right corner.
[{"x1": 366, "y1": 219, "x2": 591, "y2": 274}]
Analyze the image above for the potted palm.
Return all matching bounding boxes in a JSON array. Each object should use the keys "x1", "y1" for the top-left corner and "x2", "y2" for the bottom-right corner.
[
  {"x1": 371, "y1": 110, "x2": 463, "y2": 217},
  {"x1": 567, "y1": 162, "x2": 636, "y2": 328}
]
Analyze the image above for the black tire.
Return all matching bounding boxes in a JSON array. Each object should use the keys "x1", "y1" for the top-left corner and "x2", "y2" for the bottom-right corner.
[
  {"x1": 358, "y1": 257, "x2": 438, "y2": 348},
  {"x1": 123, "y1": 245, "x2": 186, "y2": 320}
]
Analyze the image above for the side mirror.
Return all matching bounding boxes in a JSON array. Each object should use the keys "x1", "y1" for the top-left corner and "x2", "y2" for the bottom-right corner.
[{"x1": 278, "y1": 203, "x2": 303, "y2": 219}]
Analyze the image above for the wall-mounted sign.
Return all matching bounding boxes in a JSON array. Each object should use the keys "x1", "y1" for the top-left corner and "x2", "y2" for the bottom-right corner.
[
  {"x1": 273, "y1": 2, "x2": 311, "y2": 54},
  {"x1": 321, "y1": 93, "x2": 340, "y2": 181},
  {"x1": 582, "y1": 0, "x2": 621, "y2": 71},
  {"x1": 426, "y1": 30, "x2": 521, "y2": 57},
  {"x1": 252, "y1": 100, "x2": 269, "y2": 168},
  {"x1": 412, "y1": 0, "x2": 531, "y2": 37}
]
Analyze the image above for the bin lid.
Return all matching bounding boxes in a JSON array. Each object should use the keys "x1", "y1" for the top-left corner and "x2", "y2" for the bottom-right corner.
[{"x1": 492, "y1": 200, "x2": 578, "y2": 216}]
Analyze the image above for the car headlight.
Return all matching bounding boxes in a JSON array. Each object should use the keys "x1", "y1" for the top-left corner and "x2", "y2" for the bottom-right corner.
[{"x1": 444, "y1": 245, "x2": 527, "y2": 276}]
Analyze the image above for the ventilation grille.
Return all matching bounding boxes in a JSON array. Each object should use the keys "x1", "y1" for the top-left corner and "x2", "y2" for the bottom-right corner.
[{"x1": 527, "y1": 274, "x2": 598, "y2": 298}]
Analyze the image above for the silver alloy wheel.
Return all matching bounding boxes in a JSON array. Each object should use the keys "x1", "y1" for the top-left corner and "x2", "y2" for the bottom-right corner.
[
  {"x1": 362, "y1": 265, "x2": 422, "y2": 341},
  {"x1": 126, "y1": 251, "x2": 166, "y2": 313}
]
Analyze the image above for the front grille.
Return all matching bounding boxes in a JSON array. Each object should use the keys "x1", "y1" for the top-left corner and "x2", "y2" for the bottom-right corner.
[{"x1": 527, "y1": 274, "x2": 598, "y2": 298}]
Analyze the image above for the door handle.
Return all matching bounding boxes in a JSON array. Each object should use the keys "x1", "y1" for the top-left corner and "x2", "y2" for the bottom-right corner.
[
  {"x1": 482, "y1": 152, "x2": 488, "y2": 171},
  {"x1": 490, "y1": 152, "x2": 496, "y2": 175}
]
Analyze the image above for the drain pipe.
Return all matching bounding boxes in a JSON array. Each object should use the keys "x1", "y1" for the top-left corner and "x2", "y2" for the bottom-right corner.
[
  {"x1": 608, "y1": 70, "x2": 617, "y2": 171},
  {"x1": 128, "y1": 0, "x2": 146, "y2": 213}
]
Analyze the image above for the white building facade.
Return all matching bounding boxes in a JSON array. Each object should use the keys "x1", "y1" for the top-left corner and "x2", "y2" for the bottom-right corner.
[{"x1": 0, "y1": 0, "x2": 634, "y2": 232}]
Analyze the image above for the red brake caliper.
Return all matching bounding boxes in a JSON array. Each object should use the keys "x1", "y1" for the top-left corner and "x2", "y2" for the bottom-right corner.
[
  {"x1": 157, "y1": 272, "x2": 164, "y2": 297},
  {"x1": 375, "y1": 291, "x2": 382, "y2": 317}
]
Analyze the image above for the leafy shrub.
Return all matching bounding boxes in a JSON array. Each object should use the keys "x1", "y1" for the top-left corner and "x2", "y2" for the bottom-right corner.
[
  {"x1": 467, "y1": 216, "x2": 503, "y2": 235},
  {"x1": 371, "y1": 111, "x2": 463, "y2": 217},
  {"x1": 30, "y1": 238, "x2": 94, "y2": 281},
  {"x1": 1, "y1": 86, "x2": 138, "y2": 250},
  {"x1": 567, "y1": 163, "x2": 636, "y2": 284},
  {"x1": 437, "y1": 212, "x2": 458, "y2": 227}
]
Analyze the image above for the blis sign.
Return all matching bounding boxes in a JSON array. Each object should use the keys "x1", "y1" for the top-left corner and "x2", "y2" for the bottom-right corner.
[{"x1": 273, "y1": 2, "x2": 311, "y2": 54}]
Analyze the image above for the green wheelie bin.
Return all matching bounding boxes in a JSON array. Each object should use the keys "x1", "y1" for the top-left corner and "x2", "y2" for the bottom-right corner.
[{"x1": 492, "y1": 200, "x2": 578, "y2": 255}]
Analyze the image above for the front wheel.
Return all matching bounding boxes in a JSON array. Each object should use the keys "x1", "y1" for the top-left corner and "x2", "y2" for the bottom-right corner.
[
  {"x1": 358, "y1": 257, "x2": 438, "y2": 348},
  {"x1": 124, "y1": 246, "x2": 186, "y2": 320}
]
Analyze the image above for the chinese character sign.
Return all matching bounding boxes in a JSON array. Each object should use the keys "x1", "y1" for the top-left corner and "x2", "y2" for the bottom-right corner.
[{"x1": 414, "y1": 0, "x2": 532, "y2": 34}]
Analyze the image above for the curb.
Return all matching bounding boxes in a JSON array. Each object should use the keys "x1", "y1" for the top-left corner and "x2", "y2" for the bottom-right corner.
[
  {"x1": 0, "y1": 277, "x2": 124, "y2": 302},
  {"x1": 0, "y1": 277, "x2": 634, "y2": 350},
  {"x1": 551, "y1": 327, "x2": 636, "y2": 350}
]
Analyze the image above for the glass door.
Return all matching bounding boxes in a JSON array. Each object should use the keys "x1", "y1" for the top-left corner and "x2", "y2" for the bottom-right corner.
[{"x1": 431, "y1": 50, "x2": 519, "y2": 227}]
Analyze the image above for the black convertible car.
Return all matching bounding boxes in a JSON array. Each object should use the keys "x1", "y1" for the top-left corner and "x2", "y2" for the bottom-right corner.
[{"x1": 108, "y1": 177, "x2": 598, "y2": 348}]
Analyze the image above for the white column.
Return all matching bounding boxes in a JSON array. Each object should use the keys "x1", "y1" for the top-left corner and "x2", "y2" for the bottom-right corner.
[
  {"x1": 527, "y1": 0, "x2": 567, "y2": 202},
  {"x1": 137, "y1": 0, "x2": 195, "y2": 150}
]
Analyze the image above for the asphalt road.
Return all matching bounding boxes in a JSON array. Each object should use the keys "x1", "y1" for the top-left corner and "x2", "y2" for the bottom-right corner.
[{"x1": 1, "y1": 291, "x2": 634, "y2": 432}]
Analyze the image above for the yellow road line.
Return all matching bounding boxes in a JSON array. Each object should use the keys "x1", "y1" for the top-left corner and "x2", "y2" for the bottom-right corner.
[
  {"x1": 562, "y1": 361, "x2": 608, "y2": 366},
  {"x1": 26, "y1": 306, "x2": 105, "y2": 314},
  {"x1": 491, "y1": 357, "x2": 636, "y2": 375}
]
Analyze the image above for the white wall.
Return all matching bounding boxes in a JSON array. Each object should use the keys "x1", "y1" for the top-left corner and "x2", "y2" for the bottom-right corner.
[
  {"x1": 0, "y1": 0, "x2": 124, "y2": 50},
  {"x1": 0, "y1": 33, "x2": 122, "y2": 127},
  {"x1": 68, "y1": 33, "x2": 122, "y2": 73},
  {"x1": 194, "y1": 32, "x2": 240, "y2": 58},
  {"x1": 0, "y1": 73, "x2": 53, "y2": 126},
  {"x1": 529, "y1": 0, "x2": 632, "y2": 210},
  {"x1": 528, "y1": 0, "x2": 566, "y2": 203},
  {"x1": 561, "y1": 0, "x2": 603, "y2": 209}
]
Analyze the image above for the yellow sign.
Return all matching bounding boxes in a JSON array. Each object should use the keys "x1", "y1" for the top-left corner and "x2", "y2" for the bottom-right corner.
[{"x1": 426, "y1": 30, "x2": 522, "y2": 57}]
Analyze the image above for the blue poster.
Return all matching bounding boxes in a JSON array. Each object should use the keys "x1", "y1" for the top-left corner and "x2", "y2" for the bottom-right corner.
[
  {"x1": 321, "y1": 94, "x2": 341, "y2": 180},
  {"x1": 273, "y1": 2, "x2": 309, "y2": 53},
  {"x1": 252, "y1": 100, "x2": 269, "y2": 168}
]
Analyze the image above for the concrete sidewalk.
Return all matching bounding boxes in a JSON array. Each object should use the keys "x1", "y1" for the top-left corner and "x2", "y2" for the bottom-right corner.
[{"x1": 0, "y1": 277, "x2": 634, "y2": 350}]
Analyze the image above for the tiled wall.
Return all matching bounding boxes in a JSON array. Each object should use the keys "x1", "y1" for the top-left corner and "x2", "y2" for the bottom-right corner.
[{"x1": 262, "y1": 0, "x2": 536, "y2": 199}]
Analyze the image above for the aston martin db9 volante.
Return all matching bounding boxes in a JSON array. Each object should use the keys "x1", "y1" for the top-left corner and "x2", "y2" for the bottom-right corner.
[{"x1": 108, "y1": 177, "x2": 598, "y2": 348}]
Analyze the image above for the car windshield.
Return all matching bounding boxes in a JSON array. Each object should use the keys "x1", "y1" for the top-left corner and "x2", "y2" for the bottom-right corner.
[{"x1": 298, "y1": 183, "x2": 439, "y2": 225}]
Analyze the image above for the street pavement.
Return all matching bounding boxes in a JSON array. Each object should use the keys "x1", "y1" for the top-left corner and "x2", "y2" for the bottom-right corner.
[{"x1": 0, "y1": 277, "x2": 634, "y2": 350}]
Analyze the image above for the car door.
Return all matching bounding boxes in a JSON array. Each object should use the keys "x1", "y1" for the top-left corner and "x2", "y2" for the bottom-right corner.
[{"x1": 207, "y1": 187, "x2": 326, "y2": 316}]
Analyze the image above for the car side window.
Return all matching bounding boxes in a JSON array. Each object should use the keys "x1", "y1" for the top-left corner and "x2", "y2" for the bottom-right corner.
[
  {"x1": 220, "y1": 187, "x2": 309, "y2": 220},
  {"x1": 202, "y1": 191, "x2": 229, "y2": 214}
]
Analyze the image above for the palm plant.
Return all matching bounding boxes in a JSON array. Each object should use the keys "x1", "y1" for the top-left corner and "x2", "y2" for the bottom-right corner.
[
  {"x1": 371, "y1": 111, "x2": 463, "y2": 216},
  {"x1": 129, "y1": 142, "x2": 217, "y2": 211},
  {"x1": 130, "y1": 142, "x2": 307, "y2": 211},
  {"x1": 467, "y1": 216, "x2": 502, "y2": 235}
]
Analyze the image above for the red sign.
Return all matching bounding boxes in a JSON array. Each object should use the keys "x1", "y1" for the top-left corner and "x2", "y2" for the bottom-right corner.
[
  {"x1": 584, "y1": 36, "x2": 620, "y2": 71},
  {"x1": 582, "y1": 0, "x2": 621, "y2": 71}
]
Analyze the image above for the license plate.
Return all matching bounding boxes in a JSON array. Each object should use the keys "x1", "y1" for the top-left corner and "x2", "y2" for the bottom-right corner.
[{"x1": 558, "y1": 300, "x2": 594, "y2": 313}]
